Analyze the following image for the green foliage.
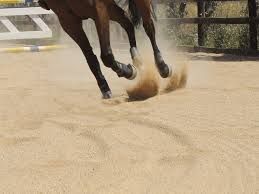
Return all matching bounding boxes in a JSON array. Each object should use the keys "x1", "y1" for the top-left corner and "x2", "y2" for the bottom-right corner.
[
  {"x1": 160, "y1": 2, "x2": 252, "y2": 49},
  {"x1": 206, "y1": 24, "x2": 249, "y2": 49}
]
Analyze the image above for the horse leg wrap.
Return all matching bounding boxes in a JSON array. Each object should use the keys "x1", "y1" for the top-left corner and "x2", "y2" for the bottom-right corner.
[
  {"x1": 130, "y1": 47, "x2": 143, "y2": 69},
  {"x1": 130, "y1": 47, "x2": 140, "y2": 60},
  {"x1": 155, "y1": 52, "x2": 164, "y2": 66}
]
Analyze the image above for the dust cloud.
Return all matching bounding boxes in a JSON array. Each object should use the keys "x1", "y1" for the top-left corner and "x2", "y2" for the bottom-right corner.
[{"x1": 125, "y1": 29, "x2": 189, "y2": 99}]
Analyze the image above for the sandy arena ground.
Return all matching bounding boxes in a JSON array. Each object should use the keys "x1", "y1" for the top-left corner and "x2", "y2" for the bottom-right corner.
[{"x1": 0, "y1": 47, "x2": 258, "y2": 194}]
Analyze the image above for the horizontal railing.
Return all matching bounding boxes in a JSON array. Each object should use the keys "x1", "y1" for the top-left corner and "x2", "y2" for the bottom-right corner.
[{"x1": 158, "y1": 0, "x2": 258, "y2": 55}]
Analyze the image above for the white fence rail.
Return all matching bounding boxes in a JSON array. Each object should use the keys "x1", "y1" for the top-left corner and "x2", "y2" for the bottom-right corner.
[{"x1": 0, "y1": 7, "x2": 54, "y2": 40}]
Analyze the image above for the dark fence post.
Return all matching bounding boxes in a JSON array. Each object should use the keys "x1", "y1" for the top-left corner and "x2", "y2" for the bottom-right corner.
[
  {"x1": 197, "y1": 0, "x2": 205, "y2": 46},
  {"x1": 248, "y1": 0, "x2": 258, "y2": 50}
]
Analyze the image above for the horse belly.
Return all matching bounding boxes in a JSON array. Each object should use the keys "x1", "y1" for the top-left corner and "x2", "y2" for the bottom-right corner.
[{"x1": 66, "y1": 0, "x2": 95, "y2": 19}]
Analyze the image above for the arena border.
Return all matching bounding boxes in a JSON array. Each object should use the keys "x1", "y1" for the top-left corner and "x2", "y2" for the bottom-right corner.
[{"x1": 0, "y1": 45, "x2": 66, "y2": 53}]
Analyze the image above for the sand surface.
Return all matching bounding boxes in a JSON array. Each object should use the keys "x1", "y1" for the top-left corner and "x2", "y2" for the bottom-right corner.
[{"x1": 0, "y1": 48, "x2": 258, "y2": 194}]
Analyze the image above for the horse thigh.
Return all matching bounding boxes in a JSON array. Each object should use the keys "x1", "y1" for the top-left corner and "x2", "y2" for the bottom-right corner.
[
  {"x1": 134, "y1": 0, "x2": 152, "y2": 21},
  {"x1": 109, "y1": 5, "x2": 137, "y2": 48}
]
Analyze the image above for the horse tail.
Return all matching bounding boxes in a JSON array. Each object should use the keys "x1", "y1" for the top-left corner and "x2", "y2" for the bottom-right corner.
[{"x1": 128, "y1": 0, "x2": 141, "y2": 27}]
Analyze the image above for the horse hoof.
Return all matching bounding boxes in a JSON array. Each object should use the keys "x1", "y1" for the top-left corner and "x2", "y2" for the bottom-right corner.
[
  {"x1": 102, "y1": 90, "x2": 112, "y2": 99},
  {"x1": 127, "y1": 64, "x2": 137, "y2": 80},
  {"x1": 157, "y1": 62, "x2": 173, "y2": 78}
]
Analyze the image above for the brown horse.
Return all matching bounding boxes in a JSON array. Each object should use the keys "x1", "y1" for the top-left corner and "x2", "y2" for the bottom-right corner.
[{"x1": 39, "y1": 0, "x2": 172, "y2": 99}]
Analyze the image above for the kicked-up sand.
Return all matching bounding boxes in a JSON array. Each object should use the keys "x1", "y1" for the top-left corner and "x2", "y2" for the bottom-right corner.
[{"x1": 0, "y1": 47, "x2": 258, "y2": 194}]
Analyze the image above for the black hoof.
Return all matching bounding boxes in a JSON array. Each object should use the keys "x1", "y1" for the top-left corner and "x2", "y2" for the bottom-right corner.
[
  {"x1": 102, "y1": 90, "x2": 112, "y2": 99},
  {"x1": 156, "y1": 61, "x2": 172, "y2": 78}
]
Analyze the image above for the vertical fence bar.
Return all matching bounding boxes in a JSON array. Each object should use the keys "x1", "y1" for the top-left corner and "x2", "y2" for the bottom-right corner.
[
  {"x1": 197, "y1": 0, "x2": 205, "y2": 46},
  {"x1": 248, "y1": 0, "x2": 258, "y2": 50}
]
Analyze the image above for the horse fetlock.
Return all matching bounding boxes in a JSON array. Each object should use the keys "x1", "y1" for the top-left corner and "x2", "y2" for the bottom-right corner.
[
  {"x1": 102, "y1": 91, "x2": 112, "y2": 99},
  {"x1": 97, "y1": 79, "x2": 112, "y2": 99},
  {"x1": 130, "y1": 47, "x2": 143, "y2": 69},
  {"x1": 98, "y1": 79, "x2": 110, "y2": 92},
  {"x1": 130, "y1": 47, "x2": 140, "y2": 60},
  {"x1": 154, "y1": 52, "x2": 164, "y2": 65}
]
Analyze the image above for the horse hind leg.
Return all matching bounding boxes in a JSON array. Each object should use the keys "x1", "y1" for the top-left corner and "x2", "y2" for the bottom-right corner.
[
  {"x1": 58, "y1": 13, "x2": 112, "y2": 99},
  {"x1": 109, "y1": 5, "x2": 143, "y2": 68},
  {"x1": 141, "y1": 9, "x2": 172, "y2": 78},
  {"x1": 95, "y1": 4, "x2": 137, "y2": 80}
]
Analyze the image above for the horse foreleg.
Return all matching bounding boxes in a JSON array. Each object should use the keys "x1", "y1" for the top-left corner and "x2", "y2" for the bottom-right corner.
[
  {"x1": 58, "y1": 13, "x2": 112, "y2": 99},
  {"x1": 95, "y1": 5, "x2": 137, "y2": 80},
  {"x1": 142, "y1": 18, "x2": 172, "y2": 78}
]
